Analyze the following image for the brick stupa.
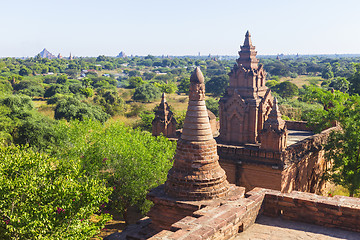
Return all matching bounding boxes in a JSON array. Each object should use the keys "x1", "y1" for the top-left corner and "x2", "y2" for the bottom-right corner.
[
  {"x1": 165, "y1": 67, "x2": 230, "y2": 200},
  {"x1": 145, "y1": 68, "x2": 243, "y2": 233}
]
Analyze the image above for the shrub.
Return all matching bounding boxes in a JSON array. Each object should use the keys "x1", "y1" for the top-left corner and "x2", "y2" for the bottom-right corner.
[
  {"x1": 52, "y1": 120, "x2": 176, "y2": 224},
  {"x1": 133, "y1": 83, "x2": 161, "y2": 102},
  {"x1": 0, "y1": 145, "x2": 111, "y2": 239},
  {"x1": 55, "y1": 97, "x2": 109, "y2": 123}
]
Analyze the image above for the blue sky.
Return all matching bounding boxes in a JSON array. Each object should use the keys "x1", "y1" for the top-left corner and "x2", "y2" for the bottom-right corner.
[{"x1": 1, "y1": 0, "x2": 360, "y2": 57}]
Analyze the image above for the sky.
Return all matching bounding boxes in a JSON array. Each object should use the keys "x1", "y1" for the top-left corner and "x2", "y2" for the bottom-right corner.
[{"x1": 1, "y1": 0, "x2": 360, "y2": 57}]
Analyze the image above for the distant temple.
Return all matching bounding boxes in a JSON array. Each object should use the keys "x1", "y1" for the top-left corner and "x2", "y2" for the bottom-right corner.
[
  {"x1": 117, "y1": 51, "x2": 127, "y2": 58},
  {"x1": 152, "y1": 93, "x2": 177, "y2": 138},
  {"x1": 37, "y1": 48, "x2": 56, "y2": 59}
]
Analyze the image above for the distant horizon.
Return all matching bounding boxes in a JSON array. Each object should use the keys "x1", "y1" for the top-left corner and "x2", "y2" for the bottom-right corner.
[{"x1": 6, "y1": 49, "x2": 360, "y2": 59}]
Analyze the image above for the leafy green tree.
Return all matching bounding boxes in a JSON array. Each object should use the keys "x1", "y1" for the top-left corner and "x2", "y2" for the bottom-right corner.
[
  {"x1": 154, "y1": 82, "x2": 178, "y2": 94},
  {"x1": 329, "y1": 77, "x2": 349, "y2": 93},
  {"x1": 80, "y1": 87, "x2": 94, "y2": 98},
  {"x1": 128, "y1": 76, "x2": 144, "y2": 88},
  {"x1": 55, "y1": 97, "x2": 109, "y2": 123},
  {"x1": 205, "y1": 74, "x2": 229, "y2": 97},
  {"x1": 54, "y1": 120, "x2": 176, "y2": 224},
  {"x1": 19, "y1": 67, "x2": 31, "y2": 76},
  {"x1": 133, "y1": 83, "x2": 161, "y2": 102},
  {"x1": 320, "y1": 95, "x2": 360, "y2": 196},
  {"x1": 0, "y1": 145, "x2": 111, "y2": 239},
  {"x1": 44, "y1": 84, "x2": 70, "y2": 98},
  {"x1": 322, "y1": 63, "x2": 334, "y2": 79},
  {"x1": 348, "y1": 63, "x2": 360, "y2": 95},
  {"x1": 0, "y1": 79, "x2": 13, "y2": 94},
  {"x1": 271, "y1": 81, "x2": 299, "y2": 99},
  {"x1": 14, "y1": 80, "x2": 45, "y2": 97},
  {"x1": 205, "y1": 98, "x2": 219, "y2": 117},
  {"x1": 56, "y1": 74, "x2": 68, "y2": 84},
  {"x1": 178, "y1": 77, "x2": 190, "y2": 94},
  {"x1": 94, "y1": 89, "x2": 126, "y2": 116}
]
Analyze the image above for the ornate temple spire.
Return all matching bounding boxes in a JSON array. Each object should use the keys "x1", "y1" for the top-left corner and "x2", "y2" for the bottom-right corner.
[
  {"x1": 237, "y1": 30, "x2": 259, "y2": 69},
  {"x1": 260, "y1": 97, "x2": 287, "y2": 152},
  {"x1": 263, "y1": 98, "x2": 285, "y2": 131},
  {"x1": 165, "y1": 67, "x2": 229, "y2": 200}
]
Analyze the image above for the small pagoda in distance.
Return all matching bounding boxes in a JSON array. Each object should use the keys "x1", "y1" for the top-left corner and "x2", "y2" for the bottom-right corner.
[{"x1": 152, "y1": 93, "x2": 177, "y2": 138}]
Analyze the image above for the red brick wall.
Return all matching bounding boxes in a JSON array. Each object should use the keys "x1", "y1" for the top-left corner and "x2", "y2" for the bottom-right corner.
[{"x1": 258, "y1": 189, "x2": 360, "y2": 233}]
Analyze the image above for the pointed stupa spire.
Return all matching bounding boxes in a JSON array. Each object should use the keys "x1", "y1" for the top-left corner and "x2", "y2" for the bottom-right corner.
[
  {"x1": 263, "y1": 97, "x2": 285, "y2": 130},
  {"x1": 164, "y1": 67, "x2": 229, "y2": 200},
  {"x1": 243, "y1": 30, "x2": 253, "y2": 47},
  {"x1": 181, "y1": 67, "x2": 213, "y2": 141}
]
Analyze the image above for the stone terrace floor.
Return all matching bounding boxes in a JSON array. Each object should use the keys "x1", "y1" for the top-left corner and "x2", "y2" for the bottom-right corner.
[
  {"x1": 236, "y1": 215, "x2": 360, "y2": 240},
  {"x1": 287, "y1": 130, "x2": 314, "y2": 146}
]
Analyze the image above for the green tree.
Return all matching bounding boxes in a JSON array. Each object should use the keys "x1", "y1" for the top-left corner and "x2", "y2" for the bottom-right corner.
[
  {"x1": 329, "y1": 77, "x2": 349, "y2": 93},
  {"x1": 128, "y1": 76, "x2": 144, "y2": 88},
  {"x1": 59, "y1": 121, "x2": 176, "y2": 224},
  {"x1": 133, "y1": 83, "x2": 161, "y2": 102},
  {"x1": 272, "y1": 81, "x2": 299, "y2": 99},
  {"x1": 322, "y1": 95, "x2": 360, "y2": 196},
  {"x1": 205, "y1": 74, "x2": 229, "y2": 97},
  {"x1": 322, "y1": 63, "x2": 334, "y2": 79},
  {"x1": 56, "y1": 74, "x2": 68, "y2": 84},
  {"x1": 55, "y1": 97, "x2": 109, "y2": 123},
  {"x1": 348, "y1": 63, "x2": 360, "y2": 95},
  {"x1": 94, "y1": 89, "x2": 126, "y2": 116},
  {"x1": 44, "y1": 84, "x2": 70, "y2": 98},
  {"x1": 178, "y1": 77, "x2": 190, "y2": 94},
  {"x1": 0, "y1": 145, "x2": 111, "y2": 239},
  {"x1": 205, "y1": 98, "x2": 219, "y2": 117},
  {"x1": 19, "y1": 67, "x2": 31, "y2": 76}
]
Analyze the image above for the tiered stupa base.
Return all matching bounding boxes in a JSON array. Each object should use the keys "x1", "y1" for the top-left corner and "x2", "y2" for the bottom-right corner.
[{"x1": 165, "y1": 138, "x2": 230, "y2": 200}]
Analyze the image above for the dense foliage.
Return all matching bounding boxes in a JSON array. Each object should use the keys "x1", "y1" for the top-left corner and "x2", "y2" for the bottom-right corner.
[{"x1": 0, "y1": 145, "x2": 111, "y2": 239}]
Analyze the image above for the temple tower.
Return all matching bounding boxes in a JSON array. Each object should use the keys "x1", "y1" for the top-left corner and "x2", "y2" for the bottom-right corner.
[
  {"x1": 259, "y1": 98, "x2": 287, "y2": 152},
  {"x1": 164, "y1": 67, "x2": 230, "y2": 200},
  {"x1": 152, "y1": 93, "x2": 177, "y2": 137},
  {"x1": 219, "y1": 31, "x2": 273, "y2": 144}
]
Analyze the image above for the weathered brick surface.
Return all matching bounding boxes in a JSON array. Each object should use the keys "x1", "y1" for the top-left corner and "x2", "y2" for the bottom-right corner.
[{"x1": 260, "y1": 189, "x2": 360, "y2": 233}]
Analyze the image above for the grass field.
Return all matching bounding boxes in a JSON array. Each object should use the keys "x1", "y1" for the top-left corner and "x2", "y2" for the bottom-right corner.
[{"x1": 279, "y1": 75, "x2": 323, "y2": 87}]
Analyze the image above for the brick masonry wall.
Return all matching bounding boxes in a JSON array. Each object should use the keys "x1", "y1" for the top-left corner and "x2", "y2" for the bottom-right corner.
[
  {"x1": 148, "y1": 188, "x2": 264, "y2": 240},
  {"x1": 252, "y1": 188, "x2": 360, "y2": 233},
  {"x1": 217, "y1": 126, "x2": 339, "y2": 193},
  {"x1": 116, "y1": 187, "x2": 360, "y2": 239},
  {"x1": 285, "y1": 120, "x2": 313, "y2": 131}
]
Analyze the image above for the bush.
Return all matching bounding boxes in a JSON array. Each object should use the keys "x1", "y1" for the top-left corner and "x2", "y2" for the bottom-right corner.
[
  {"x1": 55, "y1": 97, "x2": 109, "y2": 123},
  {"x1": 52, "y1": 120, "x2": 176, "y2": 224},
  {"x1": 0, "y1": 145, "x2": 111, "y2": 239},
  {"x1": 205, "y1": 98, "x2": 219, "y2": 117},
  {"x1": 271, "y1": 81, "x2": 299, "y2": 99},
  {"x1": 133, "y1": 83, "x2": 161, "y2": 102}
]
